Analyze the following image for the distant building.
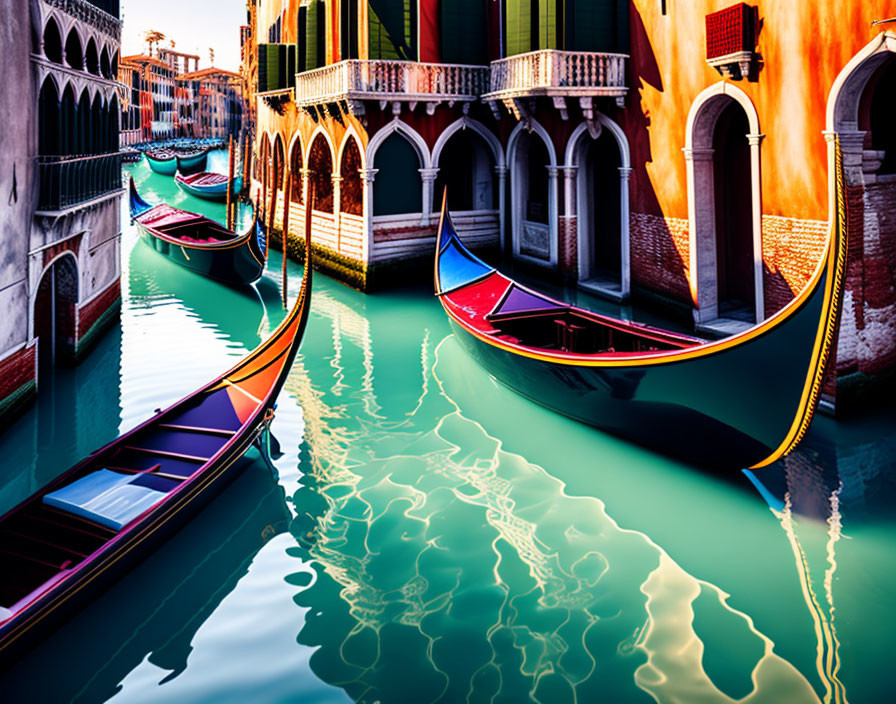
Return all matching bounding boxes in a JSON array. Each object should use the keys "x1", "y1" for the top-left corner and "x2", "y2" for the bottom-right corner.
[
  {"x1": 118, "y1": 46, "x2": 242, "y2": 145},
  {"x1": 176, "y1": 67, "x2": 244, "y2": 140},
  {"x1": 248, "y1": 0, "x2": 896, "y2": 414},
  {"x1": 0, "y1": 0, "x2": 123, "y2": 423}
]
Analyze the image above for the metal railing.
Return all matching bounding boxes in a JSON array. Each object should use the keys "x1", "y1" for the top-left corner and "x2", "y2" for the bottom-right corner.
[
  {"x1": 485, "y1": 50, "x2": 627, "y2": 98},
  {"x1": 37, "y1": 153, "x2": 123, "y2": 211},
  {"x1": 294, "y1": 60, "x2": 489, "y2": 105}
]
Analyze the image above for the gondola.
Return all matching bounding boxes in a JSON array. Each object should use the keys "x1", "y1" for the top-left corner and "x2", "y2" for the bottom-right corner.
[
  {"x1": 0, "y1": 213, "x2": 312, "y2": 664},
  {"x1": 144, "y1": 149, "x2": 177, "y2": 176},
  {"x1": 129, "y1": 177, "x2": 266, "y2": 286},
  {"x1": 175, "y1": 171, "x2": 242, "y2": 202},
  {"x1": 175, "y1": 149, "x2": 209, "y2": 175},
  {"x1": 434, "y1": 145, "x2": 848, "y2": 470}
]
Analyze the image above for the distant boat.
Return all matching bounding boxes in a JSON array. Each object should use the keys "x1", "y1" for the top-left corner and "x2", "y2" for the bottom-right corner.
[
  {"x1": 175, "y1": 149, "x2": 209, "y2": 175},
  {"x1": 144, "y1": 150, "x2": 177, "y2": 176},
  {"x1": 175, "y1": 171, "x2": 242, "y2": 202},
  {"x1": 0, "y1": 225, "x2": 312, "y2": 663},
  {"x1": 129, "y1": 177, "x2": 266, "y2": 286},
  {"x1": 434, "y1": 166, "x2": 846, "y2": 470}
]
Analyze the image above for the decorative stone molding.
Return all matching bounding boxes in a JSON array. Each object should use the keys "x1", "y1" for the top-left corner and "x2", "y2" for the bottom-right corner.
[
  {"x1": 294, "y1": 60, "x2": 488, "y2": 117},
  {"x1": 43, "y1": 0, "x2": 121, "y2": 40}
]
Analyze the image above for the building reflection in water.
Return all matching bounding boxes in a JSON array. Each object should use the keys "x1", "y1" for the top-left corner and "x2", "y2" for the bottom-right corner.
[
  {"x1": 743, "y1": 405, "x2": 896, "y2": 704},
  {"x1": 282, "y1": 287, "x2": 825, "y2": 704}
]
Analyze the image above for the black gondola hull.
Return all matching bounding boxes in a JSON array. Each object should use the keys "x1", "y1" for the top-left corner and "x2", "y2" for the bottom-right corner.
[
  {"x1": 136, "y1": 221, "x2": 264, "y2": 286},
  {"x1": 448, "y1": 262, "x2": 827, "y2": 470}
]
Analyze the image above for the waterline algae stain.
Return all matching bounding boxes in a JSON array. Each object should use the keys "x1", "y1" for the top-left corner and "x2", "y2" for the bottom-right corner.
[{"x1": 0, "y1": 156, "x2": 893, "y2": 702}]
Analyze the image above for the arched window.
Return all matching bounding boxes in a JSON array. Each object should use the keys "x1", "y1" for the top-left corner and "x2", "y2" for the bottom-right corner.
[
  {"x1": 107, "y1": 96, "x2": 119, "y2": 154},
  {"x1": 77, "y1": 90, "x2": 91, "y2": 155},
  {"x1": 85, "y1": 38, "x2": 99, "y2": 75},
  {"x1": 65, "y1": 29, "x2": 83, "y2": 70},
  {"x1": 340, "y1": 138, "x2": 362, "y2": 216},
  {"x1": 111, "y1": 51, "x2": 119, "y2": 78},
  {"x1": 43, "y1": 18, "x2": 63, "y2": 63},
  {"x1": 100, "y1": 46, "x2": 111, "y2": 79},
  {"x1": 272, "y1": 134, "x2": 285, "y2": 190},
  {"x1": 61, "y1": 84, "x2": 77, "y2": 155},
  {"x1": 38, "y1": 78, "x2": 60, "y2": 156},
  {"x1": 290, "y1": 137, "x2": 304, "y2": 203},
  {"x1": 91, "y1": 93, "x2": 103, "y2": 157},
  {"x1": 373, "y1": 133, "x2": 422, "y2": 216},
  {"x1": 307, "y1": 134, "x2": 334, "y2": 212}
]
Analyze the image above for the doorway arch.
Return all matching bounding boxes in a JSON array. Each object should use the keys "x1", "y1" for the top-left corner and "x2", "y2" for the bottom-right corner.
[
  {"x1": 825, "y1": 33, "x2": 896, "y2": 402},
  {"x1": 685, "y1": 82, "x2": 764, "y2": 326},
  {"x1": 566, "y1": 116, "x2": 631, "y2": 299},
  {"x1": 33, "y1": 254, "x2": 79, "y2": 372},
  {"x1": 507, "y1": 120, "x2": 558, "y2": 267}
]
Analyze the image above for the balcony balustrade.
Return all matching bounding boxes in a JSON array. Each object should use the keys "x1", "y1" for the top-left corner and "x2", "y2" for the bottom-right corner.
[
  {"x1": 37, "y1": 153, "x2": 123, "y2": 212},
  {"x1": 483, "y1": 50, "x2": 628, "y2": 103},
  {"x1": 294, "y1": 60, "x2": 489, "y2": 115}
]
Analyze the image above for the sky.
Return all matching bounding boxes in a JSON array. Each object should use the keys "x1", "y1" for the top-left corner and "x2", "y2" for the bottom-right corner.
[{"x1": 120, "y1": 0, "x2": 247, "y2": 72}]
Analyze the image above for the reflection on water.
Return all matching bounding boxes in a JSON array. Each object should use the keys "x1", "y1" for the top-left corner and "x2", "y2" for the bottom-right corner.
[{"x1": 1, "y1": 157, "x2": 894, "y2": 703}]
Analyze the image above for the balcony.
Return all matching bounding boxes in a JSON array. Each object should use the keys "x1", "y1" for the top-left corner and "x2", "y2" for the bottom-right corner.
[
  {"x1": 43, "y1": 0, "x2": 121, "y2": 39},
  {"x1": 37, "y1": 153, "x2": 123, "y2": 214},
  {"x1": 294, "y1": 60, "x2": 489, "y2": 117},
  {"x1": 483, "y1": 50, "x2": 628, "y2": 121}
]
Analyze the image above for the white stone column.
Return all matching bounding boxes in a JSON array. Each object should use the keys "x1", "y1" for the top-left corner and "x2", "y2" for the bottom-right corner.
[
  {"x1": 360, "y1": 168, "x2": 378, "y2": 269},
  {"x1": 332, "y1": 174, "x2": 343, "y2": 252},
  {"x1": 618, "y1": 166, "x2": 632, "y2": 298},
  {"x1": 561, "y1": 165, "x2": 578, "y2": 217},
  {"x1": 683, "y1": 146, "x2": 718, "y2": 323},
  {"x1": 495, "y1": 164, "x2": 508, "y2": 253},
  {"x1": 746, "y1": 133, "x2": 765, "y2": 321},
  {"x1": 547, "y1": 165, "x2": 560, "y2": 268},
  {"x1": 419, "y1": 167, "x2": 439, "y2": 224}
]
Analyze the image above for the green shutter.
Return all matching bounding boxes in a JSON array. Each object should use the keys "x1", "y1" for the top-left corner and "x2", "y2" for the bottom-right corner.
[
  {"x1": 538, "y1": 0, "x2": 556, "y2": 50},
  {"x1": 440, "y1": 0, "x2": 487, "y2": 64},
  {"x1": 505, "y1": 0, "x2": 532, "y2": 57},
  {"x1": 368, "y1": 0, "x2": 416, "y2": 60},
  {"x1": 306, "y1": 1, "x2": 320, "y2": 70}
]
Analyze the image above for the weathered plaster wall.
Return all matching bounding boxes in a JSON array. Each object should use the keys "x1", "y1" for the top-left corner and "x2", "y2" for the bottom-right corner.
[
  {"x1": 626, "y1": 0, "x2": 878, "y2": 221},
  {"x1": 0, "y1": 0, "x2": 37, "y2": 359}
]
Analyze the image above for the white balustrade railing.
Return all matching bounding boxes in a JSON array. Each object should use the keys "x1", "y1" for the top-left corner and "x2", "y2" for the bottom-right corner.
[
  {"x1": 294, "y1": 60, "x2": 489, "y2": 105},
  {"x1": 486, "y1": 50, "x2": 627, "y2": 97}
]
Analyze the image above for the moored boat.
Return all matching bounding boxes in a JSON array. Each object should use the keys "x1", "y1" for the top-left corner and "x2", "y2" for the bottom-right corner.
[
  {"x1": 129, "y1": 178, "x2": 266, "y2": 286},
  {"x1": 175, "y1": 171, "x2": 242, "y2": 202},
  {"x1": 144, "y1": 149, "x2": 177, "y2": 176},
  {"x1": 434, "y1": 145, "x2": 848, "y2": 470},
  {"x1": 175, "y1": 149, "x2": 209, "y2": 175},
  {"x1": 0, "y1": 220, "x2": 312, "y2": 664}
]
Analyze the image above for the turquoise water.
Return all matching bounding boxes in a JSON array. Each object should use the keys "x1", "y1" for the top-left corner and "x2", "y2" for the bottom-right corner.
[{"x1": 1, "y1": 152, "x2": 894, "y2": 703}]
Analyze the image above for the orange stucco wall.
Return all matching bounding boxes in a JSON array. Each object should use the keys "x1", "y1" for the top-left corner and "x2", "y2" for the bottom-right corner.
[{"x1": 624, "y1": 1, "x2": 883, "y2": 221}]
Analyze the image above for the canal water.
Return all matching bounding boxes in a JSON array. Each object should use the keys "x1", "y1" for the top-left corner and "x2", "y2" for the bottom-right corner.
[{"x1": 1, "y1": 152, "x2": 894, "y2": 703}]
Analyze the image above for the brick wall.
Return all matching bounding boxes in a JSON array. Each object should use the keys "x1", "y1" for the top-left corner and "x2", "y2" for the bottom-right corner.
[
  {"x1": 630, "y1": 212, "x2": 691, "y2": 301},
  {"x1": 558, "y1": 215, "x2": 578, "y2": 278},
  {"x1": 839, "y1": 181, "x2": 896, "y2": 378},
  {"x1": 75, "y1": 278, "x2": 121, "y2": 360},
  {"x1": 0, "y1": 345, "x2": 36, "y2": 420},
  {"x1": 760, "y1": 215, "x2": 828, "y2": 317}
]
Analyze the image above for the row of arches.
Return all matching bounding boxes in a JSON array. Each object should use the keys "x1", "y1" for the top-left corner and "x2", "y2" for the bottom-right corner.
[
  {"x1": 40, "y1": 14, "x2": 118, "y2": 80},
  {"x1": 257, "y1": 130, "x2": 364, "y2": 217},
  {"x1": 39, "y1": 77, "x2": 119, "y2": 156},
  {"x1": 254, "y1": 118, "x2": 629, "y2": 290}
]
